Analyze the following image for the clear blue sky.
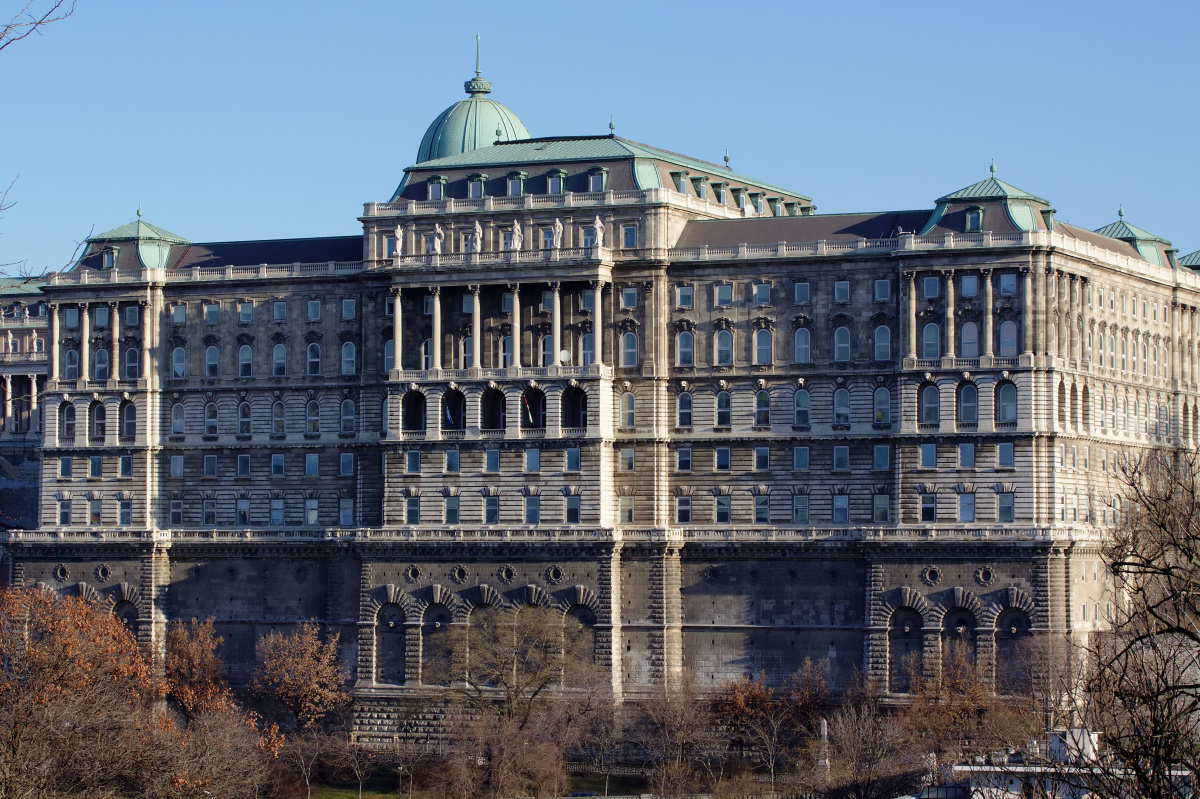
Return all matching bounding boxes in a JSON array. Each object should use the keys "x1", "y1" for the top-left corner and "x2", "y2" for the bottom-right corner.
[{"x1": 3, "y1": 0, "x2": 1198, "y2": 273}]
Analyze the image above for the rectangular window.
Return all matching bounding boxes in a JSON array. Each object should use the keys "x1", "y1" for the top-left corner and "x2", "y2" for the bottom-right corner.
[
  {"x1": 305, "y1": 453, "x2": 319, "y2": 476},
  {"x1": 716, "y1": 284, "x2": 733, "y2": 306},
  {"x1": 89, "y1": 455, "x2": 102, "y2": 478},
  {"x1": 565, "y1": 447, "x2": 580, "y2": 472},
  {"x1": 342, "y1": 299, "x2": 355, "y2": 319},
  {"x1": 485, "y1": 448, "x2": 499, "y2": 472},
  {"x1": 834, "y1": 281, "x2": 850, "y2": 303},
  {"x1": 339, "y1": 498, "x2": 354, "y2": 525},
  {"x1": 832, "y1": 446, "x2": 849, "y2": 471},
  {"x1": 920, "y1": 493, "x2": 937, "y2": 522},
  {"x1": 445, "y1": 496, "x2": 460, "y2": 524},
  {"x1": 566, "y1": 495, "x2": 580, "y2": 524},
  {"x1": 793, "y1": 446, "x2": 810, "y2": 471},
  {"x1": 118, "y1": 501, "x2": 134, "y2": 525},
  {"x1": 94, "y1": 306, "x2": 109, "y2": 328},
  {"x1": 236, "y1": 499, "x2": 251, "y2": 525},
  {"x1": 919, "y1": 443, "x2": 936, "y2": 469},
  {"x1": 461, "y1": 294, "x2": 474, "y2": 314},
  {"x1": 203, "y1": 455, "x2": 217, "y2": 478},
  {"x1": 998, "y1": 492, "x2": 1015, "y2": 522},
  {"x1": 204, "y1": 303, "x2": 219, "y2": 324},
  {"x1": 340, "y1": 453, "x2": 354, "y2": 476},
  {"x1": 541, "y1": 229, "x2": 554, "y2": 250},
  {"x1": 59, "y1": 456, "x2": 72, "y2": 478},
  {"x1": 676, "y1": 496, "x2": 692, "y2": 524},
  {"x1": 169, "y1": 500, "x2": 183, "y2": 526},
  {"x1": 273, "y1": 301, "x2": 286, "y2": 321},
  {"x1": 618, "y1": 448, "x2": 634, "y2": 471},
  {"x1": 873, "y1": 494, "x2": 889, "y2": 523},
  {"x1": 1000, "y1": 273, "x2": 1018, "y2": 296},
  {"x1": 621, "y1": 287, "x2": 637, "y2": 309},
  {"x1": 869, "y1": 445, "x2": 889, "y2": 471},
  {"x1": 619, "y1": 496, "x2": 634, "y2": 524},
  {"x1": 580, "y1": 291, "x2": 594, "y2": 311},
  {"x1": 119, "y1": 455, "x2": 132, "y2": 478},
  {"x1": 832, "y1": 494, "x2": 849, "y2": 523},
  {"x1": 238, "y1": 302, "x2": 253, "y2": 322},
  {"x1": 874, "y1": 279, "x2": 890, "y2": 301},
  {"x1": 677, "y1": 447, "x2": 692, "y2": 472},
  {"x1": 547, "y1": 175, "x2": 563, "y2": 194},
  {"x1": 961, "y1": 274, "x2": 978, "y2": 298},
  {"x1": 715, "y1": 447, "x2": 731, "y2": 471},
  {"x1": 525, "y1": 495, "x2": 540, "y2": 524},
  {"x1": 58, "y1": 499, "x2": 72, "y2": 525},
  {"x1": 445, "y1": 449, "x2": 460, "y2": 473},
  {"x1": 792, "y1": 495, "x2": 809, "y2": 523},
  {"x1": 997, "y1": 442, "x2": 1014, "y2": 468},
  {"x1": 171, "y1": 305, "x2": 186, "y2": 325},
  {"x1": 754, "y1": 446, "x2": 769, "y2": 471},
  {"x1": 622, "y1": 225, "x2": 637, "y2": 249},
  {"x1": 307, "y1": 300, "x2": 321, "y2": 320},
  {"x1": 588, "y1": 173, "x2": 605, "y2": 192},
  {"x1": 754, "y1": 495, "x2": 770, "y2": 524},
  {"x1": 270, "y1": 498, "x2": 284, "y2": 525},
  {"x1": 406, "y1": 450, "x2": 420, "y2": 473},
  {"x1": 64, "y1": 307, "x2": 80, "y2": 327},
  {"x1": 405, "y1": 496, "x2": 420, "y2": 525},
  {"x1": 237, "y1": 454, "x2": 251, "y2": 477},
  {"x1": 484, "y1": 495, "x2": 499, "y2": 524},
  {"x1": 526, "y1": 448, "x2": 541, "y2": 472},
  {"x1": 959, "y1": 492, "x2": 976, "y2": 522},
  {"x1": 958, "y1": 443, "x2": 975, "y2": 468},
  {"x1": 755, "y1": 283, "x2": 772, "y2": 304},
  {"x1": 676, "y1": 285, "x2": 694, "y2": 308},
  {"x1": 923, "y1": 276, "x2": 939, "y2": 299},
  {"x1": 203, "y1": 499, "x2": 216, "y2": 525},
  {"x1": 271, "y1": 454, "x2": 285, "y2": 476},
  {"x1": 170, "y1": 455, "x2": 183, "y2": 478},
  {"x1": 501, "y1": 292, "x2": 513, "y2": 313},
  {"x1": 305, "y1": 498, "x2": 319, "y2": 525},
  {"x1": 124, "y1": 305, "x2": 139, "y2": 327},
  {"x1": 794, "y1": 282, "x2": 810, "y2": 304},
  {"x1": 715, "y1": 495, "x2": 730, "y2": 524}
]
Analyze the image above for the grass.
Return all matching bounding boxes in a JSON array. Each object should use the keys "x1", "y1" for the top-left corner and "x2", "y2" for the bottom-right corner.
[{"x1": 306, "y1": 766, "x2": 649, "y2": 799}]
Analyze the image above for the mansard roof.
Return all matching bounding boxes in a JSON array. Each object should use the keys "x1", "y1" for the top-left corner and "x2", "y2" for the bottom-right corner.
[
  {"x1": 89, "y1": 214, "x2": 189, "y2": 245},
  {"x1": 674, "y1": 211, "x2": 934, "y2": 248}
]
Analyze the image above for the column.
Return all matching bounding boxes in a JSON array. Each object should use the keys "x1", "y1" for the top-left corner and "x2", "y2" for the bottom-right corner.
[
  {"x1": 470, "y1": 285, "x2": 481, "y2": 370},
  {"x1": 550, "y1": 282, "x2": 562, "y2": 368},
  {"x1": 29, "y1": 375, "x2": 38, "y2": 432},
  {"x1": 1079, "y1": 278, "x2": 1089, "y2": 364},
  {"x1": 109, "y1": 301, "x2": 119, "y2": 381},
  {"x1": 1172, "y1": 302, "x2": 1182, "y2": 380},
  {"x1": 79, "y1": 303, "x2": 90, "y2": 382},
  {"x1": 430, "y1": 287, "x2": 441, "y2": 370},
  {"x1": 1058, "y1": 272, "x2": 1069, "y2": 359},
  {"x1": 1022, "y1": 267, "x2": 1034, "y2": 355},
  {"x1": 943, "y1": 271, "x2": 956, "y2": 359},
  {"x1": 592, "y1": 281, "x2": 605, "y2": 366},
  {"x1": 508, "y1": 283, "x2": 521, "y2": 369},
  {"x1": 138, "y1": 300, "x2": 149, "y2": 381},
  {"x1": 2, "y1": 375, "x2": 9, "y2": 432},
  {"x1": 905, "y1": 272, "x2": 917, "y2": 358},
  {"x1": 391, "y1": 288, "x2": 402, "y2": 374},
  {"x1": 48, "y1": 304, "x2": 59, "y2": 379},
  {"x1": 982, "y1": 269, "x2": 994, "y2": 357}
]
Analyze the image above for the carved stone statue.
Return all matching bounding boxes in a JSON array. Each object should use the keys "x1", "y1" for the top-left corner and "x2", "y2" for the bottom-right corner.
[
  {"x1": 471, "y1": 220, "x2": 483, "y2": 253},
  {"x1": 510, "y1": 220, "x2": 523, "y2": 252},
  {"x1": 432, "y1": 224, "x2": 444, "y2": 255},
  {"x1": 392, "y1": 225, "x2": 403, "y2": 258},
  {"x1": 592, "y1": 215, "x2": 604, "y2": 248},
  {"x1": 552, "y1": 217, "x2": 564, "y2": 249}
]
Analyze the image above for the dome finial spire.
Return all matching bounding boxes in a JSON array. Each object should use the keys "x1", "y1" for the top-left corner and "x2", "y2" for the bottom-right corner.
[
  {"x1": 990, "y1": 159, "x2": 996, "y2": 178},
  {"x1": 1119, "y1": 204, "x2": 1125, "y2": 219},
  {"x1": 475, "y1": 33, "x2": 481, "y2": 77},
  {"x1": 608, "y1": 115, "x2": 615, "y2": 136},
  {"x1": 463, "y1": 36, "x2": 491, "y2": 96}
]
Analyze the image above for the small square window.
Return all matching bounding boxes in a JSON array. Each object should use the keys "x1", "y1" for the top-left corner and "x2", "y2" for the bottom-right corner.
[
  {"x1": 526, "y1": 448, "x2": 541, "y2": 472},
  {"x1": 119, "y1": 455, "x2": 132, "y2": 478},
  {"x1": 342, "y1": 299, "x2": 356, "y2": 319},
  {"x1": 715, "y1": 495, "x2": 730, "y2": 524},
  {"x1": 169, "y1": 500, "x2": 183, "y2": 526},
  {"x1": 676, "y1": 447, "x2": 692, "y2": 472},
  {"x1": 204, "y1": 303, "x2": 219, "y2": 324},
  {"x1": 998, "y1": 442, "x2": 1014, "y2": 468},
  {"x1": 873, "y1": 445, "x2": 889, "y2": 470},
  {"x1": 237, "y1": 454, "x2": 251, "y2": 477},
  {"x1": 272, "y1": 454, "x2": 285, "y2": 476},
  {"x1": 238, "y1": 302, "x2": 253, "y2": 322},
  {"x1": 998, "y1": 492, "x2": 1015, "y2": 522},
  {"x1": 793, "y1": 446, "x2": 810, "y2": 471},
  {"x1": 959, "y1": 443, "x2": 975, "y2": 468},
  {"x1": 64, "y1": 307, "x2": 80, "y2": 327},
  {"x1": 715, "y1": 447, "x2": 731, "y2": 471},
  {"x1": 621, "y1": 287, "x2": 638, "y2": 309},
  {"x1": 873, "y1": 494, "x2": 889, "y2": 523},
  {"x1": 445, "y1": 449, "x2": 460, "y2": 473},
  {"x1": 920, "y1": 493, "x2": 937, "y2": 522},
  {"x1": 919, "y1": 443, "x2": 936, "y2": 469},
  {"x1": 619, "y1": 496, "x2": 634, "y2": 524},
  {"x1": 622, "y1": 225, "x2": 637, "y2": 249},
  {"x1": 961, "y1": 275, "x2": 978, "y2": 298},
  {"x1": 923, "y1": 276, "x2": 939, "y2": 299},
  {"x1": 834, "y1": 281, "x2": 850, "y2": 303},
  {"x1": 832, "y1": 446, "x2": 849, "y2": 471},
  {"x1": 273, "y1": 301, "x2": 286, "y2": 321},
  {"x1": 94, "y1": 307, "x2": 109, "y2": 328},
  {"x1": 754, "y1": 446, "x2": 769, "y2": 471},
  {"x1": 171, "y1": 305, "x2": 186, "y2": 325},
  {"x1": 406, "y1": 451, "x2": 421, "y2": 473},
  {"x1": 618, "y1": 448, "x2": 634, "y2": 471},
  {"x1": 1000, "y1": 274, "x2": 1018, "y2": 296},
  {"x1": 125, "y1": 305, "x2": 139, "y2": 327},
  {"x1": 305, "y1": 453, "x2": 319, "y2": 475},
  {"x1": 59, "y1": 456, "x2": 73, "y2": 478},
  {"x1": 755, "y1": 283, "x2": 771, "y2": 304},
  {"x1": 792, "y1": 495, "x2": 809, "y2": 523},
  {"x1": 565, "y1": 495, "x2": 580, "y2": 524},
  {"x1": 959, "y1": 493, "x2": 976, "y2": 522},
  {"x1": 340, "y1": 453, "x2": 354, "y2": 476},
  {"x1": 874, "y1": 279, "x2": 890, "y2": 301},
  {"x1": 832, "y1": 494, "x2": 849, "y2": 524},
  {"x1": 170, "y1": 455, "x2": 183, "y2": 478},
  {"x1": 716, "y1": 284, "x2": 733, "y2": 306},
  {"x1": 565, "y1": 447, "x2": 580, "y2": 472},
  {"x1": 485, "y1": 449, "x2": 500, "y2": 472},
  {"x1": 677, "y1": 285, "x2": 694, "y2": 308},
  {"x1": 89, "y1": 455, "x2": 103, "y2": 478},
  {"x1": 305, "y1": 498, "x2": 319, "y2": 525},
  {"x1": 307, "y1": 300, "x2": 321, "y2": 320},
  {"x1": 754, "y1": 496, "x2": 770, "y2": 524}
]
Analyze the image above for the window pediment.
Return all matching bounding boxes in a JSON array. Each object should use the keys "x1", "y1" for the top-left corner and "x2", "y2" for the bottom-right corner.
[
  {"x1": 201, "y1": 334, "x2": 221, "y2": 346},
  {"x1": 304, "y1": 330, "x2": 323, "y2": 343},
  {"x1": 673, "y1": 318, "x2": 696, "y2": 332},
  {"x1": 713, "y1": 317, "x2": 734, "y2": 331}
]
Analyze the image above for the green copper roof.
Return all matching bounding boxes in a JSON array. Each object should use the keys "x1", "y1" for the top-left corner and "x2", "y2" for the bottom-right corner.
[
  {"x1": 936, "y1": 164, "x2": 1049, "y2": 205},
  {"x1": 90, "y1": 213, "x2": 189, "y2": 244},
  {"x1": 1093, "y1": 207, "x2": 1171, "y2": 244},
  {"x1": 416, "y1": 72, "x2": 531, "y2": 164},
  {"x1": 0, "y1": 277, "x2": 45, "y2": 296},
  {"x1": 409, "y1": 135, "x2": 809, "y2": 201},
  {"x1": 1180, "y1": 250, "x2": 1200, "y2": 267}
]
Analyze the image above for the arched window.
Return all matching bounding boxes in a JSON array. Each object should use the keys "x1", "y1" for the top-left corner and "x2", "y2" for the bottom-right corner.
[
  {"x1": 306, "y1": 400, "x2": 320, "y2": 434},
  {"x1": 621, "y1": 333, "x2": 638, "y2": 367},
  {"x1": 375, "y1": 604, "x2": 406, "y2": 685},
  {"x1": 60, "y1": 403, "x2": 76, "y2": 441},
  {"x1": 958, "y1": 384, "x2": 978, "y2": 424},
  {"x1": 755, "y1": 390, "x2": 771, "y2": 425},
  {"x1": 120, "y1": 402, "x2": 136, "y2": 439},
  {"x1": 996, "y1": 383, "x2": 1018, "y2": 423},
  {"x1": 442, "y1": 391, "x2": 465, "y2": 430},
  {"x1": 716, "y1": 391, "x2": 732, "y2": 427},
  {"x1": 500, "y1": 335, "x2": 513, "y2": 368},
  {"x1": 273, "y1": 344, "x2": 287, "y2": 376},
  {"x1": 580, "y1": 334, "x2": 594, "y2": 367},
  {"x1": 677, "y1": 392, "x2": 693, "y2": 427},
  {"x1": 874, "y1": 325, "x2": 891, "y2": 361},
  {"x1": 960, "y1": 322, "x2": 979, "y2": 358},
  {"x1": 889, "y1": 609, "x2": 923, "y2": 694},
  {"x1": 754, "y1": 329, "x2": 772, "y2": 365},
  {"x1": 90, "y1": 403, "x2": 106, "y2": 439},
  {"x1": 922, "y1": 323, "x2": 940, "y2": 359},
  {"x1": 238, "y1": 402, "x2": 252, "y2": 435},
  {"x1": 94, "y1": 349, "x2": 109, "y2": 381},
  {"x1": 833, "y1": 326, "x2": 851, "y2": 362},
  {"x1": 307, "y1": 343, "x2": 321, "y2": 376},
  {"x1": 420, "y1": 338, "x2": 432, "y2": 370},
  {"x1": 64, "y1": 349, "x2": 79, "y2": 379},
  {"x1": 1109, "y1": 335, "x2": 1115, "y2": 369},
  {"x1": 620, "y1": 392, "x2": 635, "y2": 428},
  {"x1": 171, "y1": 403, "x2": 184, "y2": 434},
  {"x1": 920, "y1": 384, "x2": 940, "y2": 424},
  {"x1": 1120, "y1": 337, "x2": 1127, "y2": 371},
  {"x1": 1152, "y1": 346, "x2": 1159, "y2": 378},
  {"x1": 833, "y1": 388, "x2": 850, "y2": 425},
  {"x1": 402, "y1": 392, "x2": 427, "y2": 431},
  {"x1": 999, "y1": 320, "x2": 1018, "y2": 357},
  {"x1": 794, "y1": 328, "x2": 811, "y2": 363},
  {"x1": 341, "y1": 342, "x2": 356, "y2": 375},
  {"x1": 676, "y1": 331, "x2": 694, "y2": 367},
  {"x1": 383, "y1": 339, "x2": 394, "y2": 372},
  {"x1": 124, "y1": 348, "x2": 139, "y2": 380},
  {"x1": 793, "y1": 389, "x2": 810, "y2": 426},
  {"x1": 205, "y1": 346, "x2": 219, "y2": 378},
  {"x1": 540, "y1": 335, "x2": 555, "y2": 367},
  {"x1": 479, "y1": 388, "x2": 505, "y2": 430},
  {"x1": 715, "y1": 330, "x2": 733, "y2": 366},
  {"x1": 238, "y1": 345, "x2": 253, "y2": 377},
  {"x1": 204, "y1": 403, "x2": 218, "y2": 435},
  {"x1": 340, "y1": 399, "x2": 356, "y2": 433},
  {"x1": 561, "y1": 387, "x2": 587, "y2": 428},
  {"x1": 873, "y1": 387, "x2": 891, "y2": 424},
  {"x1": 522, "y1": 388, "x2": 547, "y2": 428},
  {"x1": 272, "y1": 401, "x2": 285, "y2": 434}
]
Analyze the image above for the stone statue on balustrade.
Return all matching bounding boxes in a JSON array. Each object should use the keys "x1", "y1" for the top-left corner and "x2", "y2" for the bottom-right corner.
[
  {"x1": 432, "y1": 224, "x2": 444, "y2": 255},
  {"x1": 471, "y1": 220, "x2": 483, "y2": 253},
  {"x1": 552, "y1": 218, "x2": 564, "y2": 249},
  {"x1": 510, "y1": 220, "x2": 523, "y2": 252},
  {"x1": 592, "y1": 215, "x2": 604, "y2": 248},
  {"x1": 392, "y1": 225, "x2": 403, "y2": 259}
]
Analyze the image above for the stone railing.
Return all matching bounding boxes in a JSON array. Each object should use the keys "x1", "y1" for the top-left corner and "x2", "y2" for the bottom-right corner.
[
  {"x1": 46, "y1": 261, "x2": 365, "y2": 286},
  {"x1": 0, "y1": 315, "x2": 48, "y2": 327},
  {"x1": 396, "y1": 364, "x2": 611, "y2": 381},
  {"x1": 0, "y1": 352, "x2": 48, "y2": 365},
  {"x1": 380, "y1": 246, "x2": 612, "y2": 269}
]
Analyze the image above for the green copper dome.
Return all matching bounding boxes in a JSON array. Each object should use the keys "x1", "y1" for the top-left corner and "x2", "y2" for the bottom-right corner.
[{"x1": 415, "y1": 71, "x2": 530, "y2": 165}]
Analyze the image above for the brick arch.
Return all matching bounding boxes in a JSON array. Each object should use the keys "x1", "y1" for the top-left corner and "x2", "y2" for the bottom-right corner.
[
  {"x1": 465, "y1": 582, "x2": 504, "y2": 614},
  {"x1": 521, "y1": 584, "x2": 551, "y2": 608},
  {"x1": 878, "y1": 586, "x2": 931, "y2": 625},
  {"x1": 929, "y1": 586, "x2": 984, "y2": 626},
  {"x1": 982, "y1": 586, "x2": 1036, "y2": 627},
  {"x1": 74, "y1": 582, "x2": 100, "y2": 604},
  {"x1": 103, "y1": 581, "x2": 142, "y2": 610},
  {"x1": 558, "y1": 584, "x2": 602, "y2": 616},
  {"x1": 363, "y1": 583, "x2": 418, "y2": 622}
]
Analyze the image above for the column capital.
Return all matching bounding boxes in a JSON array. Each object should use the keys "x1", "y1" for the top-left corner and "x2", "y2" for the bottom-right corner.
[
  {"x1": 980, "y1": 267, "x2": 993, "y2": 276},
  {"x1": 390, "y1": 286, "x2": 402, "y2": 297},
  {"x1": 47, "y1": 302, "x2": 59, "y2": 311},
  {"x1": 507, "y1": 282, "x2": 521, "y2": 294},
  {"x1": 427, "y1": 285, "x2": 441, "y2": 296},
  {"x1": 137, "y1": 298, "x2": 149, "y2": 307},
  {"x1": 548, "y1": 281, "x2": 561, "y2": 290},
  {"x1": 108, "y1": 300, "x2": 118, "y2": 308},
  {"x1": 903, "y1": 270, "x2": 916, "y2": 281},
  {"x1": 468, "y1": 284, "x2": 481, "y2": 294},
  {"x1": 589, "y1": 279, "x2": 606, "y2": 290}
]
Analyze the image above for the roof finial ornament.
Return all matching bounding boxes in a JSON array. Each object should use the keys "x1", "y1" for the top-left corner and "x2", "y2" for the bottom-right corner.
[
  {"x1": 463, "y1": 36, "x2": 492, "y2": 96},
  {"x1": 137, "y1": 205, "x2": 142, "y2": 219},
  {"x1": 495, "y1": 125, "x2": 502, "y2": 143},
  {"x1": 608, "y1": 116, "x2": 615, "y2": 136},
  {"x1": 1119, "y1": 204, "x2": 1125, "y2": 219},
  {"x1": 724, "y1": 149, "x2": 731, "y2": 169},
  {"x1": 475, "y1": 33, "x2": 481, "y2": 77},
  {"x1": 990, "y1": 159, "x2": 996, "y2": 178}
]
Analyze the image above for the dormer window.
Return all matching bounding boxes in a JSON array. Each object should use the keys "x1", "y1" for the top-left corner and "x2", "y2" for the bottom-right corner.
[
  {"x1": 467, "y1": 173, "x2": 488, "y2": 198},
  {"x1": 711, "y1": 182, "x2": 728, "y2": 204},
  {"x1": 101, "y1": 249, "x2": 116, "y2": 269},
  {"x1": 750, "y1": 193, "x2": 765, "y2": 214},
  {"x1": 731, "y1": 188, "x2": 746, "y2": 209},
  {"x1": 670, "y1": 171, "x2": 689, "y2": 193},
  {"x1": 506, "y1": 171, "x2": 527, "y2": 196},
  {"x1": 770, "y1": 198, "x2": 786, "y2": 217},
  {"x1": 965, "y1": 206, "x2": 984, "y2": 232},
  {"x1": 587, "y1": 167, "x2": 609, "y2": 193},
  {"x1": 546, "y1": 169, "x2": 566, "y2": 194},
  {"x1": 427, "y1": 176, "x2": 447, "y2": 201},
  {"x1": 690, "y1": 177, "x2": 708, "y2": 200}
]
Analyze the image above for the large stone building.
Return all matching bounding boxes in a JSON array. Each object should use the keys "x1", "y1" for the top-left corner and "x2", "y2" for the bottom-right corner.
[{"x1": 3, "y1": 67, "x2": 1198, "y2": 732}]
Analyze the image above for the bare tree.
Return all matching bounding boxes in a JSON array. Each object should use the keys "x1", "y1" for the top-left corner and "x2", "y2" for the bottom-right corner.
[
  {"x1": 0, "y1": 0, "x2": 76, "y2": 53},
  {"x1": 819, "y1": 682, "x2": 925, "y2": 799},
  {"x1": 633, "y1": 672, "x2": 724, "y2": 798}
]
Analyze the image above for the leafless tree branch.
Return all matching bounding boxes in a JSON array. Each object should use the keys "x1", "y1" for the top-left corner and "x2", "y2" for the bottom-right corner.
[{"x1": 0, "y1": 0, "x2": 76, "y2": 53}]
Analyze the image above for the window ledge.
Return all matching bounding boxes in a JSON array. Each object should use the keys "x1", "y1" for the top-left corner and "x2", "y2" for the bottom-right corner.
[
  {"x1": 202, "y1": 435, "x2": 218, "y2": 442},
  {"x1": 832, "y1": 424, "x2": 851, "y2": 431},
  {"x1": 792, "y1": 425, "x2": 811, "y2": 432},
  {"x1": 235, "y1": 435, "x2": 252, "y2": 442},
  {"x1": 304, "y1": 433, "x2": 321, "y2": 440},
  {"x1": 713, "y1": 426, "x2": 732, "y2": 433}
]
